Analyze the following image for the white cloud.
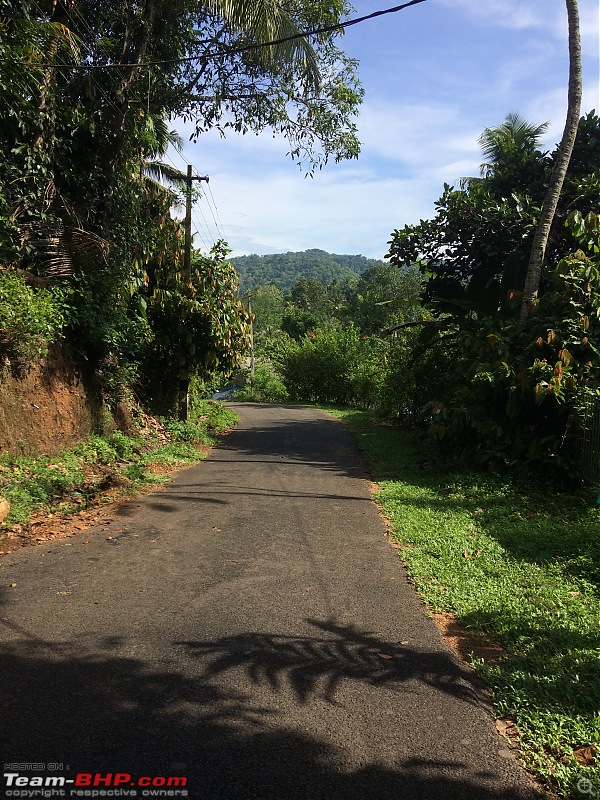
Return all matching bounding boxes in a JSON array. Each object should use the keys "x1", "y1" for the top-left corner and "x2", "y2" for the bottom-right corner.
[{"x1": 433, "y1": 0, "x2": 562, "y2": 33}]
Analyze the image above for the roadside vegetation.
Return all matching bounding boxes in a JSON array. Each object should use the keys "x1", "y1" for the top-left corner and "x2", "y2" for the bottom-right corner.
[
  {"x1": 240, "y1": 110, "x2": 600, "y2": 482},
  {"x1": 0, "y1": 400, "x2": 236, "y2": 533},
  {"x1": 325, "y1": 408, "x2": 600, "y2": 800}
]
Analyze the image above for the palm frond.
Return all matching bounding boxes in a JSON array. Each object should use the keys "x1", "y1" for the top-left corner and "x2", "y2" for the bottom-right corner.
[
  {"x1": 144, "y1": 161, "x2": 188, "y2": 188},
  {"x1": 478, "y1": 112, "x2": 550, "y2": 171},
  {"x1": 22, "y1": 222, "x2": 111, "y2": 278},
  {"x1": 204, "y1": 0, "x2": 321, "y2": 90}
]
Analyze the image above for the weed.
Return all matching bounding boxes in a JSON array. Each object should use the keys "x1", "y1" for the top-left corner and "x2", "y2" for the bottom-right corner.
[{"x1": 0, "y1": 402, "x2": 236, "y2": 528}]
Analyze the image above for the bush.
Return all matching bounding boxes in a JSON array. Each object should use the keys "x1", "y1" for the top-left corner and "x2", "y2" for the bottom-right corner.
[
  {"x1": 421, "y1": 245, "x2": 600, "y2": 475},
  {"x1": 0, "y1": 270, "x2": 67, "y2": 367},
  {"x1": 280, "y1": 324, "x2": 393, "y2": 409},
  {"x1": 280, "y1": 325, "x2": 358, "y2": 404},
  {"x1": 236, "y1": 364, "x2": 289, "y2": 403}
]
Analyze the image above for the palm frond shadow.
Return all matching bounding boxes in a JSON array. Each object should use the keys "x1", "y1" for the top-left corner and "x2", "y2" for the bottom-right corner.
[{"x1": 178, "y1": 617, "x2": 478, "y2": 706}]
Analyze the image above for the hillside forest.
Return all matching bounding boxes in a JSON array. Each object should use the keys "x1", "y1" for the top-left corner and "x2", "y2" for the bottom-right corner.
[{"x1": 230, "y1": 250, "x2": 384, "y2": 291}]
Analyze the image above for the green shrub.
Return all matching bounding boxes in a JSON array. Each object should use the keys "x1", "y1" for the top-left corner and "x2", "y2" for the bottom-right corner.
[
  {"x1": 280, "y1": 324, "x2": 358, "y2": 404},
  {"x1": 279, "y1": 324, "x2": 395, "y2": 409},
  {"x1": 236, "y1": 364, "x2": 289, "y2": 403},
  {"x1": 0, "y1": 270, "x2": 67, "y2": 367}
]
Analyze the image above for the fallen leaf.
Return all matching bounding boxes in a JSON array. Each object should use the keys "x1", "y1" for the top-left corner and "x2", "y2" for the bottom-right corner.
[
  {"x1": 573, "y1": 745, "x2": 596, "y2": 766},
  {"x1": 569, "y1": 591, "x2": 580, "y2": 596},
  {"x1": 496, "y1": 719, "x2": 518, "y2": 738},
  {"x1": 462, "y1": 551, "x2": 472, "y2": 559},
  {"x1": 377, "y1": 653, "x2": 393, "y2": 660},
  {"x1": 474, "y1": 508, "x2": 484, "y2": 515}
]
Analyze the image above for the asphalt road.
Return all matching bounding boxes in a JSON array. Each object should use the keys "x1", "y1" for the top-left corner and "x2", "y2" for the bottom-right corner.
[{"x1": 0, "y1": 403, "x2": 538, "y2": 800}]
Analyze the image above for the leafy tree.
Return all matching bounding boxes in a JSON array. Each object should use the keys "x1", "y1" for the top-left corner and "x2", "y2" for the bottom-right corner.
[
  {"x1": 387, "y1": 112, "x2": 600, "y2": 321},
  {"x1": 343, "y1": 262, "x2": 423, "y2": 335},
  {"x1": 386, "y1": 104, "x2": 600, "y2": 476},
  {"x1": 248, "y1": 283, "x2": 285, "y2": 337},
  {"x1": 0, "y1": 0, "x2": 364, "y2": 412},
  {"x1": 140, "y1": 240, "x2": 251, "y2": 412}
]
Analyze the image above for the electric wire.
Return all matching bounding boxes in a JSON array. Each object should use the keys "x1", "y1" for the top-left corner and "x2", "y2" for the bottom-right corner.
[
  {"x1": 162, "y1": 145, "x2": 228, "y2": 247},
  {"x1": 192, "y1": 207, "x2": 215, "y2": 251},
  {"x1": 204, "y1": 186, "x2": 226, "y2": 240},
  {"x1": 206, "y1": 183, "x2": 227, "y2": 239},
  {"x1": 18, "y1": 1, "x2": 427, "y2": 70}
]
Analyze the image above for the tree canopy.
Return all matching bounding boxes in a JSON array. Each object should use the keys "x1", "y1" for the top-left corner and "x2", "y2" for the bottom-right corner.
[
  {"x1": 0, "y1": 0, "x2": 364, "y2": 411},
  {"x1": 230, "y1": 249, "x2": 383, "y2": 291}
]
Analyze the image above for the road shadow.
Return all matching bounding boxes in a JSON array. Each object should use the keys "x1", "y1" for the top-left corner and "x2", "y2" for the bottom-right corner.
[
  {"x1": 0, "y1": 621, "x2": 534, "y2": 799},
  {"x1": 177, "y1": 617, "x2": 480, "y2": 707},
  {"x1": 213, "y1": 406, "x2": 371, "y2": 481}
]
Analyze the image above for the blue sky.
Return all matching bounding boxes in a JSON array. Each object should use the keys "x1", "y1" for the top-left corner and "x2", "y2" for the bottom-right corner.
[{"x1": 172, "y1": 0, "x2": 600, "y2": 260}]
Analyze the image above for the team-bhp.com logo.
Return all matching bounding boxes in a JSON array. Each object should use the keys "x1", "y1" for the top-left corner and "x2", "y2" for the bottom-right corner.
[{"x1": 4, "y1": 771, "x2": 188, "y2": 797}]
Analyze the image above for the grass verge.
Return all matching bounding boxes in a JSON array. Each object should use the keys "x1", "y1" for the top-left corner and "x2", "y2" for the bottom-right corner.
[
  {"x1": 324, "y1": 407, "x2": 600, "y2": 800},
  {"x1": 0, "y1": 400, "x2": 237, "y2": 532}
]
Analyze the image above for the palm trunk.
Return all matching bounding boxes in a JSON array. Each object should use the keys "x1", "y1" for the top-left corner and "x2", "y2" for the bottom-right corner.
[{"x1": 518, "y1": 0, "x2": 582, "y2": 328}]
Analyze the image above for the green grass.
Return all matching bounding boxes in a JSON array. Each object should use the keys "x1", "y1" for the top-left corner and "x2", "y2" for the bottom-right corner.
[
  {"x1": 324, "y1": 407, "x2": 600, "y2": 800},
  {"x1": 0, "y1": 400, "x2": 237, "y2": 528}
]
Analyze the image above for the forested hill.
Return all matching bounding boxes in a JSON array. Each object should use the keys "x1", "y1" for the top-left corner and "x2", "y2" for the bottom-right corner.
[{"x1": 230, "y1": 249, "x2": 385, "y2": 291}]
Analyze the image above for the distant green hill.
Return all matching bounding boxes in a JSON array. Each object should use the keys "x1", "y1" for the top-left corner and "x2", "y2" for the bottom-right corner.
[{"x1": 230, "y1": 249, "x2": 385, "y2": 292}]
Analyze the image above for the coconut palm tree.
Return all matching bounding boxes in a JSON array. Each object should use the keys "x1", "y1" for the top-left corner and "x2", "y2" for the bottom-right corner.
[
  {"x1": 519, "y1": 0, "x2": 582, "y2": 327},
  {"x1": 478, "y1": 112, "x2": 549, "y2": 179},
  {"x1": 205, "y1": 0, "x2": 321, "y2": 89}
]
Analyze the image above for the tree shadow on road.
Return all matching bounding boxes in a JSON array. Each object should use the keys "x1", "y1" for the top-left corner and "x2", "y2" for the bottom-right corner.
[
  {"x1": 177, "y1": 616, "x2": 480, "y2": 707},
  {"x1": 210, "y1": 409, "x2": 371, "y2": 481},
  {"x1": 0, "y1": 617, "x2": 535, "y2": 799}
]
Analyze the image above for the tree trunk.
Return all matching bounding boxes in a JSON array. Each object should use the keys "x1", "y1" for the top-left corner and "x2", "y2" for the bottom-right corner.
[
  {"x1": 101, "y1": 0, "x2": 157, "y2": 207},
  {"x1": 518, "y1": 0, "x2": 582, "y2": 328}
]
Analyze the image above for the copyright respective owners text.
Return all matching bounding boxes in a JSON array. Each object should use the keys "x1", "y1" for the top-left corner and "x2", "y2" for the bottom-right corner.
[{"x1": 3, "y1": 765, "x2": 189, "y2": 799}]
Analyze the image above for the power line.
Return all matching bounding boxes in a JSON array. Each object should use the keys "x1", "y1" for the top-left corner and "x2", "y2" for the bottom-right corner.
[
  {"x1": 19, "y1": 1, "x2": 427, "y2": 70},
  {"x1": 192, "y1": 207, "x2": 215, "y2": 250},
  {"x1": 162, "y1": 145, "x2": 227, "y2": 245},
  {"x1": 205, "y1": 184, "x2": 226, "y2": 240}
]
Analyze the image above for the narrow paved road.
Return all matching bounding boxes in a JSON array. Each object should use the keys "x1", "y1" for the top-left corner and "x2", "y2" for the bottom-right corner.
[{"x1": 0, "y1": 404, "x2": 537, "y2": 800}]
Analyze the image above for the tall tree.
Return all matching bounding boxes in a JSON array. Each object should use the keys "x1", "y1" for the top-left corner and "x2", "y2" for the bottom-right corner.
[{"x1": 519, "y1": 0, "x2": 582, "y2": 326}]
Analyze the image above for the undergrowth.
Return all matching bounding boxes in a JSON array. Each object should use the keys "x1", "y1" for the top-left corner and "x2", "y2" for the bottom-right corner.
[
  {"x1": 0, "y1": 401, "x2": 236, "y2": 528},
  {"x1": 324, "y1": 407, "x2": 600, "y2": 800}
]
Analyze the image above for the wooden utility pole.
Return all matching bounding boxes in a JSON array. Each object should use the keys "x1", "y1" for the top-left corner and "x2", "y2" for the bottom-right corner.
[
  {"x1": 182, "y1": 165, "x2": 209, "y2": 283},
  {"x1": 179, "y1": 166, "x2": 209, "y2": 420}
]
